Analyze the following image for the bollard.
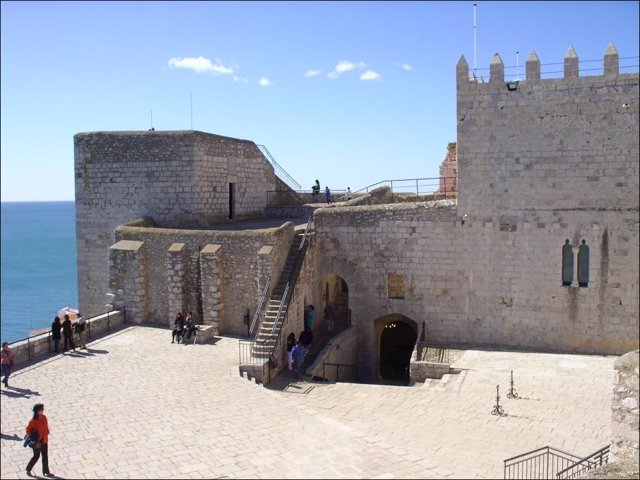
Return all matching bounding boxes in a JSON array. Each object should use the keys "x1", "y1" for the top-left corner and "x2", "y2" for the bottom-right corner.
[
  {"x1": 507, "y1": 370, "x2": 519, "y2": 399},
  {"x1": 491, "y1": 385, "x2": 505, "y2": 416}
]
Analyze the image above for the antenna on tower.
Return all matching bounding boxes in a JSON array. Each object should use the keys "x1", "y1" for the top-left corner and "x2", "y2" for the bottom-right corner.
[
  {"x1": 473, "y1": 3, "x2": 478, "y2": 77},
  {"x1": 150, "y1": 110, "x2": 154, "y2": 131}
]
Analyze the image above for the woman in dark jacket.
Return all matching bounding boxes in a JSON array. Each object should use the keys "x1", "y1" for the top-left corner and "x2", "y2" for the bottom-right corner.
[
  {"x1": 51, "y1": 317, "x2": 62, "y2": 354},
  {"x1": 61, "y1": 315, "x2": 75, "y2": 352}
]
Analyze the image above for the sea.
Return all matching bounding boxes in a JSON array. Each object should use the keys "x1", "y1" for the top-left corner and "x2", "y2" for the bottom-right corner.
[{"x1": 1, "y1": 201, "x2": 78, "y2": 344}]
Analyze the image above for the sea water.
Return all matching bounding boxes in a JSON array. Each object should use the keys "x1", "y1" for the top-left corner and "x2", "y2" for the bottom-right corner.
[{"x1": 1, "y1": 201, "x2": 78, "y2": 344}]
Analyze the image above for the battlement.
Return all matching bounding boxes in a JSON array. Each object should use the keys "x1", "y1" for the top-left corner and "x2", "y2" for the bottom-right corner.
[
  {"x1": 455, "y1": 43, "x2": 639, "y2": 221},
  {"x1": 457, "y1": 43, "x2": 638, "y2": 88}
]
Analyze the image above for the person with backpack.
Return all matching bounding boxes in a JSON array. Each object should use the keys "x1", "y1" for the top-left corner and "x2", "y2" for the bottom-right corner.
[{"x1": 25, "y1": 403, "x2": 53, "y2": 477}]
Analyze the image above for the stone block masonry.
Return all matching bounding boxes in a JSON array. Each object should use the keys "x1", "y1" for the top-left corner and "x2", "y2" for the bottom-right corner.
[
  {"x1": 314, "y1": 201, "x2": 638, "y2": 383},
  {"x1": 109, "y1": 220, "x2": 294, "y2": 335},
  {"x1": 455, "y1": 45, "x2": 639, "y2": 221},
  {"x1": 75, "y1": 130, "x2": 277, "y2": 317}
]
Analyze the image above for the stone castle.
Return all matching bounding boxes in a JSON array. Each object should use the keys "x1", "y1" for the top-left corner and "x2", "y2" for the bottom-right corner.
[{"x1": 74, "y1": 45, "x2": 639, "y2": 385}]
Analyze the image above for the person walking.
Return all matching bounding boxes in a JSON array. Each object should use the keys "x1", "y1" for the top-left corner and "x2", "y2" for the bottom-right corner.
[
  {"x1": 1, "y1": 342, "x2": 15, "y2": 387},
  {"x1": 61, "y1": 315, "x2": 75, "y2": 352},
  {"x1": 286, "y1": 332, "x2": 296, "y2": 371},
  {"x1": 51, "y1": 317, "x2": 62, "y2": 354},
  {"x1": 291, "y1": 339, "x2": 306, "y2": 379},
  {"x1": 76, "y1": 314, "x2": 87, "y2": 349},
  {"x1": 324, "y1": 186, "x2": 332, "y2": 204},
  {"x1": 25, "y1": 403, "x2": 53, "y2": 477}
]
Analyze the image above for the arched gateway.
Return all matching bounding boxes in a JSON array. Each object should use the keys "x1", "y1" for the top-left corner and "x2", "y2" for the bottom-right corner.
[{"x1": 374, "y1": 314, "x2": 417, "y2": 385}]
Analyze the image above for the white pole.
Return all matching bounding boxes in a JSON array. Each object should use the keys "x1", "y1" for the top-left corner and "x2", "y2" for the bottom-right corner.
[
  {"x1": 516, "y1": 51, "x2": 519, "y2": 81},
  {"x1": 150, "y1": 110, "x2": 153, "y2": 129},
  {"x1": 473, "y1": 3, "x2": 477, "y2": 76}
]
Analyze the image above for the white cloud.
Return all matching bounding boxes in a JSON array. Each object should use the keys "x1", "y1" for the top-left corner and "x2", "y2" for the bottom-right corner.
[
  {"x1": 167, "y1": 56, "x2": 233, "y2": 75},
  {"x1": 360, "y1": 70, "x2": 381, "y2": 81},
  {"x1": 259, "y1": 77, "x2": 273, "y2": 87},
  {"x1": 233, "y1": 76, "x2": 248, "y2": 83},
  {"x1": 304, "y1": 69, "x2": 321, "y2": 77},
  {"x1": 400, "y1": 63, "x2": 413, "y2": 71},
  {"x1": 327, "y1": 60, "x2": 366, "y2": 78}
]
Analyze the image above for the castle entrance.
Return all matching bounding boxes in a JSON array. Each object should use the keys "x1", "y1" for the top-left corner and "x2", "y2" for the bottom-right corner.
[{"x1": 376, "y1": 314, "x2": 417, "y2": 385}]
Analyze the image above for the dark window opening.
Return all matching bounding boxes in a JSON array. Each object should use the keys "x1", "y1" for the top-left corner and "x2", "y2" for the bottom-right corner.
[
  {"x1": 562, "y1": 239, "x2": 573, "y2": 286},
  {"x1": 578, "y1": 240, "x2": 589, "y2": 287},
  {"x1": 228, "y1": 183, "x2": 235, "y2": 219}
]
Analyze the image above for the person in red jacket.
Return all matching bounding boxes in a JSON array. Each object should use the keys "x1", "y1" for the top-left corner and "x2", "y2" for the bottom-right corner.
[{"x1": 25, "y1": 403, "x2": 53, "y2": 477}]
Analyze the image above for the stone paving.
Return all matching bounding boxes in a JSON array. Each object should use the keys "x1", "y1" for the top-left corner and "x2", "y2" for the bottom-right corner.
[{"x1": 1, "y1": 325, "x2": 616, "y2": 479}]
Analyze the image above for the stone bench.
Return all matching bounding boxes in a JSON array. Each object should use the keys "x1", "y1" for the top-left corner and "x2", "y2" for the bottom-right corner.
[{"x1": 174, "y1": 325, "x2": 217, "y2": 345}]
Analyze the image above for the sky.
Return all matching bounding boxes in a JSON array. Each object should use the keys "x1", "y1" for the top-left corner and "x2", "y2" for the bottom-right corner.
[{"x1": 1, "y1": 1, "x2": 638, "y2": 201}]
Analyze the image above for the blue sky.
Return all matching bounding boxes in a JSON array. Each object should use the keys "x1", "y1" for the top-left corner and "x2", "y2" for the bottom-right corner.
[{"x1": 1, "y1": 1, "x2": 638, "y2": 201}]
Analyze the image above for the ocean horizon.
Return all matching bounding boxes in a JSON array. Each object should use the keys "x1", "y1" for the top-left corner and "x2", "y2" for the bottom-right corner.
[{"x1": 1, "y1": 201, "x2": 78, "y2": 344}]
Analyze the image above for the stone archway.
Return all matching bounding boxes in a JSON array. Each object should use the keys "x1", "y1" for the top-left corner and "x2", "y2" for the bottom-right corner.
[
  {"x1": 321, "y1": 274, "x2": 349, "y2": 333},
  {"x1": 376, "y1": 314, "x2": 417, "y2": 385}
]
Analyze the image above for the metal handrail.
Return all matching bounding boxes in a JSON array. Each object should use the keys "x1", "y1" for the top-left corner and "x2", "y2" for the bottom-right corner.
[
  {"x1": 504, "y1": 446, "x2": 583, "y2": 480},
  {"x1": 270, "y1": 283, "x2": 290, "y2": 337},
  {"x1": 353, "y1": 176, "x2": 456, "y2": 197},
  {"x1": 555, "y1": 445, "x2": 610, "y2": 479},
  {"x1": 257, "y1": 144, "x2": 302, "y2": 190},
  {"x1": 249, "y1": 276, "x2": 271, "y2": 338},
  {"x1": 299, "y1": 215, "x2": 313, "y2": 251}
]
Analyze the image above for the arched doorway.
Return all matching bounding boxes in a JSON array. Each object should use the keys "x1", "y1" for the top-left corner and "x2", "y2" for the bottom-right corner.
[
  {"x1": 378, "y1": 315, "x2": 417, "y2": 385},
  {"x1": 321, "y1": 274, "x2": 349, "y2": 333}
]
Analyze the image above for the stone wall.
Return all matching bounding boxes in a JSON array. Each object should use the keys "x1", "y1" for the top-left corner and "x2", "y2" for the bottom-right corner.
[
  {"x1": 456, "y1": 47, "x2": 639, "y2": 221},
  {"x1": 74, "y1": 130, "x2": 277, "y2": 317},
  {"x1": 438, "y1": 142, "x2": 457, "y2": 195},
  {"x1": 314, "y1": 201, "x2": 639, "y2": 383},
  {"x1": 611, "y1": 350, "x2": 640, "y2": 461},
  {"x1": 308, "y1": 327, "x2": 358, "y2": 382},
  {"x1": 109, "y1": 220, "x2": 295, "y2": 335},
  {"x1": 8, "y1": 311, "x2": 126, "y2": 367}
]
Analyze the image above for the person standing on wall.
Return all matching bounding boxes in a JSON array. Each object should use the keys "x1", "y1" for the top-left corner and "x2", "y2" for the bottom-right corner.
[
  {"x1": 61, "y1": 315, "x2": 75, "y2": 352},
  {"x1": 324, "y1": 186, "x2": 332, "y2": 204},
  {"x1": 311, "y1": 179, "x2": 320, "y2": 202},
  {"x1": 51, "y1": 317, "x2": 62, "y2": 354},
  {"x1": 75, "y1": 314, "x2": 87, "y2": 350},
  {"x1": 25, "y1": 403, "x2": 53, "y2": 477},
  {"x1": 1, "y1": 342, "x2": 16, "y2": 387},
  {"x1": 345, "y1": 187, "x2": 352, "y2": 200}
]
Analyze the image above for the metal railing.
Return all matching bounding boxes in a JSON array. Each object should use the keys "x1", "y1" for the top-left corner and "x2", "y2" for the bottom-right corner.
[
  {"x1": 555, "y1": 445, "x2": 610, "y2": 479},
  {"x1": 322, "y1": 362, "x2": 359, "y2": 382},
  {"x1": 266, "y1": 177, "x2": 456, "y2": 207},
  {"x1": 9, "y1": 308, "x2": 127, "y2": 361},
  {"x1": 504, "y1": 446, "x2": 583, "y2": 479},
  {"x1": 353, "y1": 176, "x2": 456, "y2": 199},
  {"x1": 270, "y1": 283, "x2": 290, "y2": 337},
  {"x1": 249, "y1": 276, "x2": 271, "y2": 338},
  {"x1": 299, "y1": 215, "x2": 313, "y2": 251},
  {"x1": 257, "y1": 144, "x2": 302, "y2": 191}
]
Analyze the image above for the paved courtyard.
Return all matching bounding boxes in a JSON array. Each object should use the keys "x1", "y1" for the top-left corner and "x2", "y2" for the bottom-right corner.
[{"x1": 1, "y1": 325, "x2": 615, "y2": 479}]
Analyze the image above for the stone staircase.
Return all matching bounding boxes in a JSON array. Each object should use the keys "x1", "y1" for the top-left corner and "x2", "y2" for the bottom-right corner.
[{"x1": 251, "y1": 233, "x2": 307, "y2": 360}]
